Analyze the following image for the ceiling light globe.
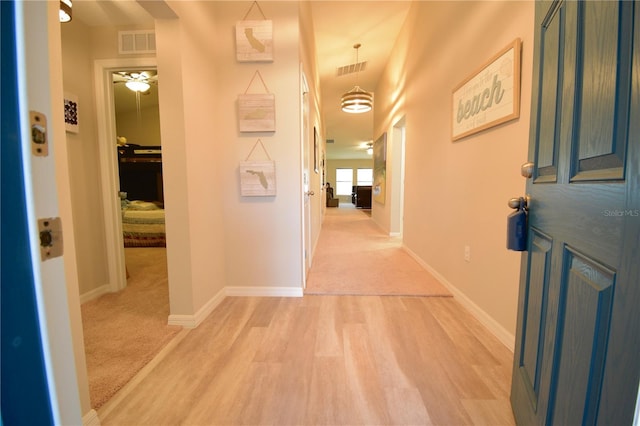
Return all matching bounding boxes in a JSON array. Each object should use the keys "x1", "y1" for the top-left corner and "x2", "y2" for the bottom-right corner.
[{"x1": 125, "y1": 81, "x2": 151, "y2": 92}]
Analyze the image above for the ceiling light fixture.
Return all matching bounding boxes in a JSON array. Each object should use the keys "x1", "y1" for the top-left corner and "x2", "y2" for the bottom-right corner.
[
  {"x1": 59, "y1": 0, "x2": 72, "y2": 23},
  {"x1": 125, "y1": 76, "x2": 151, "y2": 93},
  {"x1": 341, "y1": 43, "x2": 373, "y2": 114},
  {"x1": 366, "y1": 143, "x2": 373, "y2": 155}
]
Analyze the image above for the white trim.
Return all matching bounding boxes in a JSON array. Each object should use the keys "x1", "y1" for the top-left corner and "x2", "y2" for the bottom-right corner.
[
  {"x1": 402, "y1": 245, "x2": 515, "y2": 352},
  {"x1": 226, "y1": 286, "x2": 304, "y2": 298},
  {"x1": 83, "y1": 409, "x2": 101, "y2": 426},
  {"x1": 79, "y1": 284, "x2": 111, "y2": 304},
  {"x1": 93, "y1": 58, "x2": 158, "y2": 294},
  {"x1": 168, "y1": 288, "x2": 226, "y2": 328},
  {"x1": 168, "y1": 286, "x2": 303, "y2": 328},
  {"x1": 389, "y1": 232, "x2": 401, "y2": 237}
]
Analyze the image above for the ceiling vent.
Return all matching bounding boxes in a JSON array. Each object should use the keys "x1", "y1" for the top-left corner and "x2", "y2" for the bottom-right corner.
[
  {"x1": 336, "y1": 61, "x2": 367, "y2": 77},
  {"x1": 119, "y1": 30, "x2": 156, "y2": 55},
  {"x1": 326, "y1": 139, "x2": 335, "y2": 144}
]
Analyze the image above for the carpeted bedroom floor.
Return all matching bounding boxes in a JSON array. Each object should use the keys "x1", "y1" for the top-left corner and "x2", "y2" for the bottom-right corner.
[
  {"x1": 81, "y1": 247, "x2": 181, "y2": 409},
  {"x1": 305, "y1": 207, "x2": 452, "y2": 297}
]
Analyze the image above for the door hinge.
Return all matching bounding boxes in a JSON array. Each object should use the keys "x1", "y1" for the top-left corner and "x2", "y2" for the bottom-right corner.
[{"x1": 38, "y1": 218, "x2": 63, "y2": 260}]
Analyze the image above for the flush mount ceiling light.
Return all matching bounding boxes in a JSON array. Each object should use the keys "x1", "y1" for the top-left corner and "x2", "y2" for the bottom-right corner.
[
  {"x1": 341, "y1": 43, "x2": 373, "y2": 114},
  {"x1": 59, "y1": 0, "x2": 72, "y2": 23}
]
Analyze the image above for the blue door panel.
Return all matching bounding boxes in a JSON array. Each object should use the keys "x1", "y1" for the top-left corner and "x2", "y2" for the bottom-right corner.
[
  {"x1": 0, "y1": 1, "x2": 54, "y2": 424},
  {"x1": 511, "y1": 1, "x2": 639, "y2": 424}
]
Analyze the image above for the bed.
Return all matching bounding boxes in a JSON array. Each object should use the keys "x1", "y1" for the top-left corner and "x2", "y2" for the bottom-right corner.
[{"x1": 121, "y1": 200, "x2": 166, "y2": 247}]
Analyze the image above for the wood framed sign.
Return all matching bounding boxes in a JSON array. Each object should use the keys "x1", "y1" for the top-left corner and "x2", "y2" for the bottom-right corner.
[
  {"x1": 452, "y1": 38, "x2": 521, "y2": 141},
  {"x1": 240, "y1": 160, "x2": 276, "y2": 196},
  {"x1": 238, "y1": 93, "x2": 276, "y2": 132},
  {"x1": 236, "y1": 20, "x2": 273, "y2": 62}
]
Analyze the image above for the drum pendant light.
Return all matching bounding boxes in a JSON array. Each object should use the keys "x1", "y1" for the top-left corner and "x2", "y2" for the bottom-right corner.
[{"x1": 341, "y1": 43, "x2": 373, "y2": 113}]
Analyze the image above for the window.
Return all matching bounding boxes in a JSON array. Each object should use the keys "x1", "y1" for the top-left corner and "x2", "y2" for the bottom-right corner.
[
  {"x1": 335, "y1": 168, "x2": 353, "y2": 195},
  {"x1": 357, "y1": 168, "x2": 373, "y2": 186}
]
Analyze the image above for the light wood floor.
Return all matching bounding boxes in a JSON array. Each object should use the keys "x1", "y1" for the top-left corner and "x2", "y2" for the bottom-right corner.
[{"x1": 100, "y1": 295, "x2": 515, "y2": 425}]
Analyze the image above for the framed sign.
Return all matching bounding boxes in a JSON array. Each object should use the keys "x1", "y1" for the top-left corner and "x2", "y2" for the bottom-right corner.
[
  {"x1": 238, "y1": 93, "x2": 276, "y2": 132},
  {"x1": 236, "y1": 20, "x2": 273, "y2": 62},
  {"x1": 64, "y1": 92, "x2": 79, "y2": 133},
  {"x1": 240, "y1": 160, "x2": 276, "y2": 196},
  {"x1": 452, "y1": 38, "x2": 521, "y2": 141}
]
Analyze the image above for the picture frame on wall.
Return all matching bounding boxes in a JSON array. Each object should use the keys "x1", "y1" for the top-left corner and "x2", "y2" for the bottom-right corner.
[
  {"x1": 235, "y1": 20, "x2": 274, "y2": 62},
  {"x1": 452, "y1": 38, "x2": 522, "y2": 141},
  {"x1": 314, "y1": 126, "x2": 320, "y2": 174},
  {"x1": 64, "y1": 92, "x2": 79, "y2": 134},
  {"x1": 238, "y1": 93, "x2": 276, "y2": 132},
  {"x1": 373, "y1": 132, "x2": 387, "y2": 205}
]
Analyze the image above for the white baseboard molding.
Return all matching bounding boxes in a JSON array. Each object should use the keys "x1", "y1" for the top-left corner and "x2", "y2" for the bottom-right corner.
[
  {"x1": 83, "y1": 409, "x2": 101, "y2": 426},
  {"x1": 80, "y1": 284, "x2": 111, "y2": 304},
  {"x1": 226, "y1": 286, "x2": 304, "y2": 297},
  {"x1": 389, "y1": 232, "x2": 401, "y2": 237},
  {"x1": 402, "y1": 245, "x2": 515, "y2": 352},
  {"x1": 167, "y1": 286, "x2": 302, "y2": 328},
  {"x1": 168, "y1": 287, "x2": 226, "y2": 328}
]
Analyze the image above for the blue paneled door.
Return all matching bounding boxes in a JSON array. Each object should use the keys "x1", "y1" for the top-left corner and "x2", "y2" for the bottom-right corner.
[{"x1": 510, "y1": 1, "x2": 639, "y2": 425}]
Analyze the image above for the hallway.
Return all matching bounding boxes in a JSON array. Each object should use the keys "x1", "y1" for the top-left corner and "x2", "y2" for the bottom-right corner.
[
  {"x1": 305, "y1": 207, "x2": 451, "y2": 296},
  {"x1": 98, "y1": 210, "x2": 515, "y2": 425}
]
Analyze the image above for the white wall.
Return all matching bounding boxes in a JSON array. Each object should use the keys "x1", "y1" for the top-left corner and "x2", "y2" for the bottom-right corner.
[{"x1": 374, "y1": 1, "x2": 534, "y2": 341}]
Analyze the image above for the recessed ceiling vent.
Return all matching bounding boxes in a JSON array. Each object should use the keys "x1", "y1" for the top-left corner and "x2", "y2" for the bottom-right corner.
[
  {"x1": 119, "y1": 30, "x2": 156, "y2": 55},
  {"x1": 337, "y1": 61, "x2": 367, "y2": 77},
  {"x1": 326, "y1": 139, "x2": 335, "y2": 144}
]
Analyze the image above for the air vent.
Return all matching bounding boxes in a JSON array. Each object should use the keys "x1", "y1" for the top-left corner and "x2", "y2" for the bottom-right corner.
[
  {"x1": 119, "y1": 30, "x2": 156, "y2": 55},
  {"x1": 326, "y1": 139, "x2": 335, "y2": 144},
  {"x1": 337, "y1": 61, "x2": 367, "y2": 77}
]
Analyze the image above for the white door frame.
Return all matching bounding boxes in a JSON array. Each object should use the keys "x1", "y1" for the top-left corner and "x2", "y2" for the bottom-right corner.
[
  {"x1": 94, "y1": 58, "x2": 157, "y2": 293},
  {"x1": 300, "y1": 66, "x2": 312, "y2": 286}
]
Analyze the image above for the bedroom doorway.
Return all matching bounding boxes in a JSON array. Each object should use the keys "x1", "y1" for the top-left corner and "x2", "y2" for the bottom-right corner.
[{"x1": 86, "y1": 58, "x2": 177, "y2": 409}]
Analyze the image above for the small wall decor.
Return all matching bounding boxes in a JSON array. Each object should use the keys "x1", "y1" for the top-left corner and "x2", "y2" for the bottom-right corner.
[
  {"x1": 238, "y1": 70, "x2": 276, "y2": 132},
  {"x1": 236, "y1": 1, "x2": 273, "y2": 62},
  {"x1": 313, "y1": 126, "x2": 319, "y2": 173},
  {"x1": 373, "y1": 132, "x2": 387, "y2": 205},
  {"x1": 240, "y1": 138, "x2": 276, "y2": 196},
  {"x1": 452, "y1": 38, "x2": 522, "y2": 141},
  {"x1": 64, "y1": 92, "x2": 79, "y2": 133}
]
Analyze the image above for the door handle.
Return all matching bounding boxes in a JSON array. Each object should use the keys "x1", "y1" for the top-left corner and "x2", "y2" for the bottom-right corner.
[
  {"x1": 521, "y1": 162, "x2": 535, "y2": 178},
  {"x1": 305, "y1": 191, "x2": 315, "y2": 196},
  {"x1": 508, "y1": 195, "x2": 531, "y2": 211}
]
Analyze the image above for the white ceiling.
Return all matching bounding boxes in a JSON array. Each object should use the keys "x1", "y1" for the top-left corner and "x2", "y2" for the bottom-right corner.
[{"x1": 71, "y1": 0, "x2": 411, "y2": 160}]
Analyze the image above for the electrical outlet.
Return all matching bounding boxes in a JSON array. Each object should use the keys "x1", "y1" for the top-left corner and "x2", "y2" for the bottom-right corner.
[{"x1": 464, "y1": 245, "x2": 471, "y2": 262}]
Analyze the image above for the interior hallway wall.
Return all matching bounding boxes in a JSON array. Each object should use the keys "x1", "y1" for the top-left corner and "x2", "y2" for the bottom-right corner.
[{"x1": 374, "y1": 1, "x2": 535, "y2": 344}]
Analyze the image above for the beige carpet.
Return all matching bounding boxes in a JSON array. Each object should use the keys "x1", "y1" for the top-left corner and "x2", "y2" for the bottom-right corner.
[
  {"x1": 305, "y1": 207, "x2": 452, "y2": 296},
  {"x1": 81, "y1": 247, "x2": 181, "y2": 409}
]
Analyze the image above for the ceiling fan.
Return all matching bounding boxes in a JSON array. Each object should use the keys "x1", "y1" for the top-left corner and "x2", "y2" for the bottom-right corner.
[{"x1": 112, "y1": 71, "x2": 157, "y2": 93}]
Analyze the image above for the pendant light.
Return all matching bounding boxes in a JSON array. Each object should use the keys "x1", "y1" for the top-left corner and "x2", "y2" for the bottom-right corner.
[
  {"x1": 59, "y1": 0, "x2": 72, "y2": 23},
  {"x1": 341, "y1": 43, "x2": 373, "y2": 114}
]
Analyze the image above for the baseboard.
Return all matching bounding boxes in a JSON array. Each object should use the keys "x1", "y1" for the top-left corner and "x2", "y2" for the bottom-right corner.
[
  {"x1": 80, "y1": 284, "x2": 111, "y2": 304},
  {"x1": 402, "y1": 245, "x2": 515, "y2": 352},
  {"x1": 83, "y1": 409, "x2": 101, "y2": 426},
  {"x1": 389, "y1": 232, "x2": 401, "y2": 237},
  {"x1": 167, "y1": 286, "x2": 303, "y2": 328},
  {"x1": 167, "y1": 287, "x2": 226, "y2": 328},
  {"x1": 226, "y1": 286, "x2": 304, "y2": 297}
]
